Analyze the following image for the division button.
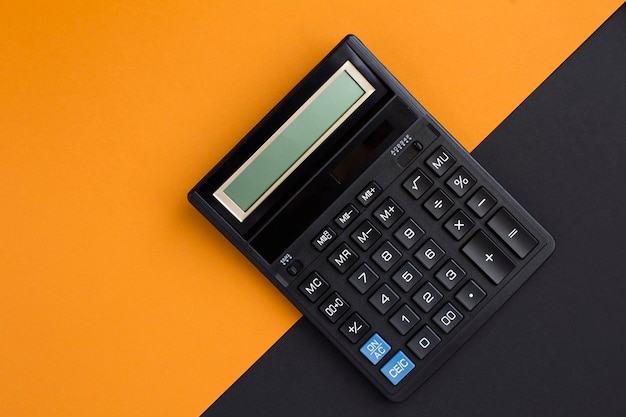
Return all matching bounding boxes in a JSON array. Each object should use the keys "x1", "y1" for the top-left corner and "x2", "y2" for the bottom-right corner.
[
  {"x1": 407, "y1": 325, "x2": 441, "y2": 359},
  {"x1": 402, "y1": 169, "x2": 433, "y2": 200},
  {"x1": 444, "y1": 209, "x2": 474, "y2": 240},
  {"x1": 357, "y1": 181, "x2": 382, "y2": 206},
  {"x1": 328, "y1": 243, "x2": 359, "y2": 273},
  {"x1": 340, "y1": 313, "x2": 370, "y2": 344},
  {"x1": 432, "y1": 303, "x2": 464, "y2": 334},
  {"x1": 466, "y1": 187, "x2": 497, "y2": 218},
  {"x1": 423, "y1": 189, "x2": 454, "y2": 220},
  {"x1": 380, "y1": 351, "x2": 415, "y2": 386},
  {"x1": 462, "y1": 231, "x2": 515, "y2": 284},
  {"x1": 298, "y1": 271, "x2": 329, "y2": 302},
  {"x1": 319, "y1": 292, "x2": 350, "y2": 323},
  {"x1": 426, "y1": 146, "x2": 456, "y2": 177},
  {"x1": 360, "y1": 333, "x2": 391, "y2": 365},
  {"x1": 455, "y1": 279, "x2": 486, "y2": 311},
  {"x1": 487, "y1": 208, "x2": 538, "y2": 258}
]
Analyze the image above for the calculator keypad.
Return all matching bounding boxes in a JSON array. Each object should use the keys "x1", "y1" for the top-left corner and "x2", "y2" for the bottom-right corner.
[{"x1": 288, "y1": 128, "x2": 551, "y2": 400}]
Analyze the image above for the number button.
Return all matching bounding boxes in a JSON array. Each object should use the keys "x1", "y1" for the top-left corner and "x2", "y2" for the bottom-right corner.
[
  {"x1": 391, "y1": 261, "x2": 423, "y2": 292},
  {"x1": 433, "y1": 303, "x2": 464, "y2": 334},
  {"x1": 348, "y1": 263, "x2": 379, "y2": 294},
  {"x1": 412, "y1": 282, "x2": 443, "y2": 313},
  {"x1": 369, "y1": 284, "x2": 400, "y2": 314},
  {"x1": 372, "y1": 240, "x2": 402, "y2": 272},
  {"x1": 407, "y1": 325, "x2": 441, "y2": 359},
  {"x1": 434, "y1": 259, "x2": 466, "y2": 290},
  {"x1": 389, "y1": 304, "x2": 420, "y2": 335},
  {"x1": 394, "y1": 218, "x2": 424, "y2": 249},
  {"x1": 415, "y1": 238, "x2": 445, "y2": 270},
  {"x1": 319, "y1": 292, "x2": 350, "y2": 323}
]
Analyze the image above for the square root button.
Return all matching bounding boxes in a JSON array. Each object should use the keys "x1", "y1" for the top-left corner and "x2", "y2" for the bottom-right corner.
[{"x1": 380, "y1": 351, "x2": 415, "y2": 386}]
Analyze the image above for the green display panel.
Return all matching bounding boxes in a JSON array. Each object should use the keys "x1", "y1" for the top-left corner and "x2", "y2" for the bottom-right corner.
[{"x1": 214, "y1": 61, "x2": 375, "y2": 221}]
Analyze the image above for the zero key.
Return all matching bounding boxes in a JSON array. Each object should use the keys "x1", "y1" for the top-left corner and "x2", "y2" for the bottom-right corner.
[{"x1": 462, "y1": 231, "x2": 515, "y2": 284}]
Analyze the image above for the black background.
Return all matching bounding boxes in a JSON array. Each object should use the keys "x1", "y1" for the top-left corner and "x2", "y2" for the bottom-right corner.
[{"x1": 203, "y1": 4, "x2": 626, "y2": 416}]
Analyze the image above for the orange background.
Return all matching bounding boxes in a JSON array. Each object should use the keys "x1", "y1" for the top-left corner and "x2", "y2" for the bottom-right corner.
[{"x1": 1, "y1": 1, "x2": 623, "y2": 416}]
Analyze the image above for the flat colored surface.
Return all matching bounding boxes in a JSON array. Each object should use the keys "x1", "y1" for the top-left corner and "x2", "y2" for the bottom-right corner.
[
  {"x1": 204, "y1": 6, "x2": 626, "y2": 415},
  {"x1": 0, "y1": 1, "x2": 623, "y2": 416}
]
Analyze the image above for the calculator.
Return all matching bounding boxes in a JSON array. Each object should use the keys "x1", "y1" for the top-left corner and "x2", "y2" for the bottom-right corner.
[{"x1": 188, "y1": 35, "x2": 555, "y2": 401}]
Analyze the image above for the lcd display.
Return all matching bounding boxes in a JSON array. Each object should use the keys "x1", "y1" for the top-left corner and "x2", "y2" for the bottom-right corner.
[{"x1": 214, "y1": 61, "x2": 375, "y2": 221}]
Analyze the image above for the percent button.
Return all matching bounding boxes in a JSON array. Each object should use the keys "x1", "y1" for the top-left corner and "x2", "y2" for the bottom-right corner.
[{"x1": 446, "y1": 167, "x2": 476, "y2": 197}]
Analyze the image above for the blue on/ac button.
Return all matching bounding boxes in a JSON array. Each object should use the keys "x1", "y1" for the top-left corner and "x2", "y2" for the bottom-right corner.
[
  {"x1": 380, "y1": 350, "x2": 415, "y2": 385},
  {"x1": 359, "y1": 333, "x2": 390, "y2": 365}
]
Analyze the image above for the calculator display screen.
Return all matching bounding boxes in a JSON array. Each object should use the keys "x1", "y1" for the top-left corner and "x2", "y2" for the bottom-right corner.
[{"x1": 214, "y1": 61, "x2": 375, "y2": 221}]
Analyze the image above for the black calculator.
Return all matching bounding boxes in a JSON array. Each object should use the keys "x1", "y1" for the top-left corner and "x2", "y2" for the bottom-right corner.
[{"x1": 188, "y1": 35, "x2": 555, "y2": 401}]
